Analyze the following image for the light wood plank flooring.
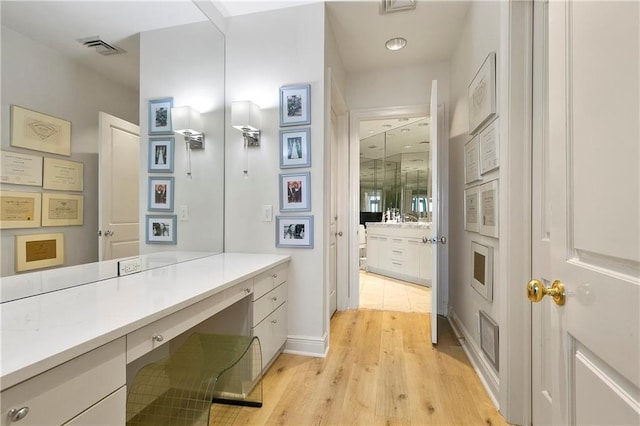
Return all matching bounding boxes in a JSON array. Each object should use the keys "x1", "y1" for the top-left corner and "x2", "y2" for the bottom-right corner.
[
  {"x1": 360, "y1": 271, "x2": 431, "y2": 314},
  {"x1": 214, "y1": 310, "x2": 508, "y2": 426}
]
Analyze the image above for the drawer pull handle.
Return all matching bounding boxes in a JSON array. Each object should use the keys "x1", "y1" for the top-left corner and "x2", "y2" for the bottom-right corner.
[
  {"x1": 8, "y1": 407, "x2": 29, "y2": 422},
  {"x1": 272, "y1": 296, "x2": 278, "y2": 302},
  {"x1": 152, "y1": 334, "x2": 164, "y2": 342},
  {"x1": 244, "y1": 288, "x2": 251, "y2": 294},
  {"x1": 272, "y1": 273, "x2": 278, "y2": 279},
  {"x1": 271, "y1": 319, "x2": 278, "y2": 324}
]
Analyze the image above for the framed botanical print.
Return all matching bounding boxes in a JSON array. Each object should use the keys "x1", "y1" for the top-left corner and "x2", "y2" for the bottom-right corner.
[
  {"x1": 280, "y1": 128, "x2": 311, "y2": 168},
  {"x1": 279, "y1": 84, "x2": 310, "y2": 127}
]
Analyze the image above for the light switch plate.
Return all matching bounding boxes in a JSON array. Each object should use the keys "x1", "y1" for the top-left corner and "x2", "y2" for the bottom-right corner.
[
  {"x1": 261, "y1": 205, "x2": 273, "y2": 222},
  {"x1": 179, "y1": 205, "x2": 189, "y2": 221}
]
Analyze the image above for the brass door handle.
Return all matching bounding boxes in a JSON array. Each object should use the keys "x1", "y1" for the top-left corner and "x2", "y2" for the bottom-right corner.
[{"x1": 527, "y1": 279, "x2": 566, "y2": 306}]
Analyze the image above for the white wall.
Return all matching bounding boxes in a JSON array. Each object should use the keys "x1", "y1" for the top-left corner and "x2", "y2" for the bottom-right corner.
[
  {"x1": 139, "y1": 21, "x2": 225, "y2": 254},
  {"x1": 447, "y1": 0, "x2": 502, "y2": 400},
  {"x1": 0, "y1": 26, "x2": 138, "y2": 276},
  {"x1": 346, "y1": 62, "x2": 450, "y2": 111},
  {"x1": 225, "y1": 3, "x2": 328, "y2": 356}
]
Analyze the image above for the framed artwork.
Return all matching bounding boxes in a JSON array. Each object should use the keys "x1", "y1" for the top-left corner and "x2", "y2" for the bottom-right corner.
[
  {"x1": 479, "y1": 310, "x2": 499, "y2": 371},
  {"x1": 279, "y1": 172, "x2": 311, "y2": 212},
  {"x1": 43, "y1": 157, "x2": 84, "y2": 191},
  {"x1": 464, "y1": 186, "x2": 479, "y2": 232},
  {"x1": 0, "y1": 151, "x2": 43, "y2": 186},
  {"x1": 0, "y1": 190, "x2": 41, "y2": 229},
  {"x1": 280, "y1": 128, "x2": 311, "y2": 168},
  {"x1": 148, "y1": 176, "x2": 174, "y2": 211},
  {"x1": 276, "y1": 215, "x2": 313, "y2": 248},
  {"x1": 15, "y1": 232, "x2": 65, "y2": 272},
  {"x1": 145, "y1": 215, "x2": 177, "y2": 244},
  {"x1": 148, "y1": 98, "x2": 173, "y2": 135},
  {"x1": 464, "y1": 136, "x2": 482, "y2": 184},
  {"x1": 148, "y1": 137, "x2": 175, "y2": 173},
  {"x1": 279, "y1": 84, "x2": 311, "y2": 127},
  {"x1": 479, "y1": 119, "x2": 499, "y2": 174},
  {"x1": 468, "y1": 52, "x2": 497, "y2": 135},
  {"x1": 41, "y1": 193, "x2": 84, "y2": 227},
  {"x1": 10, "y1": 105, "x2": 71, "y2": 156},
  {"x1": 479, "y1": 180, "x2": 499, "y2": 238},
  {"x1": 471, "y1": 241, "x2": 494, "y2": 301}
]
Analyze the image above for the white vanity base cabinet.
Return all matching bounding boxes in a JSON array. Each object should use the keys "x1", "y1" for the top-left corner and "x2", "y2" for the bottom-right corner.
[
  {"x1": 64, "y1": 387, "x2": 126, "y2": 425},
  {"x1": 0, "y1": 338, "x2": 125, "y2": 426},
  {"x1": 251, "y1": 263, "x2": 288, "y2": 372},
  {"x1": 366, "y1": 224, "x2": 432, "y2": 286}
]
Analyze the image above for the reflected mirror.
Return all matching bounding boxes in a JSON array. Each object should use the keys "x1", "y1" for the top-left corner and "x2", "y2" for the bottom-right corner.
[
  {"x1": 1, "y1": 1, "x2": 225, "y2": 299},
  {"x1": 359, "y1": 117, "x2": 431, "y2": 225}
]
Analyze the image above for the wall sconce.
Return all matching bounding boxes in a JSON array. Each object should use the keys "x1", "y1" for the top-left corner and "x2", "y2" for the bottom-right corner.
[
  {"x1": 172, "y1": 106, "x2": 203, "y2": 177},
  {"x1": 231, "y1": 101, "x2": 261, "y2": 147},
  {"x1": 172, "y1": 106, "x2": 204, "y2": 150}
]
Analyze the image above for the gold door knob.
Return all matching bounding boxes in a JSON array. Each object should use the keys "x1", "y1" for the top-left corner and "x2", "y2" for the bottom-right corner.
[{"x1": 527, "y1": 279, "x2": 566, "y2": 306}]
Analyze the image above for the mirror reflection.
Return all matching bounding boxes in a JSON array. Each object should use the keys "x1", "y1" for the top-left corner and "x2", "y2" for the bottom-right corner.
[
  {"x1": 359, "y1": 117, "x2": 431, "y2": 224},
  {"x1": 1, "y1": 1, "x2": 225, "y2": 300}
]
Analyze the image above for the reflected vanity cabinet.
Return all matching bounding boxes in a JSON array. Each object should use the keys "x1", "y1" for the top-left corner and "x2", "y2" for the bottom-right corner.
[
  {"x1": 366, "y1": 225, "x2": 432, "y2": 286},
  {"x1": 251, "y1": 263, "x2": 288, "y2": 371}
]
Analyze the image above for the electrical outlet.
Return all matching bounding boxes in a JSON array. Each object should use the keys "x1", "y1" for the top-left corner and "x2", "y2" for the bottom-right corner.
[
  {"x1": 118, "y1": 257, "x2": 142, "y2": 276},
  {"x1": 261, "y1": 205, "x2": 273, "y2": 222}
]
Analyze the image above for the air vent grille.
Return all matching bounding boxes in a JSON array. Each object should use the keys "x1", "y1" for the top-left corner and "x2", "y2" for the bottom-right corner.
[
  {"x1": 77, "y1": 36, "x2": 125, "y2": 56},
  {"x1": 380, "y1": 0, "x2": 416, "y2": 14}
]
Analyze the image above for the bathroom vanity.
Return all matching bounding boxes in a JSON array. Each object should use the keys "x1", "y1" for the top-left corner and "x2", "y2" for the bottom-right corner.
[
  {"x1": 0, "y1": 252, "x2": 290, "y2": 425},
  {"x1": 365, "y1": 222, "x2": 432, "y2": 286}
]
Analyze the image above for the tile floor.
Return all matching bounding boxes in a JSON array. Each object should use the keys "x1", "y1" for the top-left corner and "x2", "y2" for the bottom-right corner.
[{"x1": 358, "y1": 270, "x2": 431, "y2": 313}]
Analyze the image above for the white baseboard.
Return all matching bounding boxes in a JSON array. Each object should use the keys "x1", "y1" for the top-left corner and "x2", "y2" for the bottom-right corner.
[
  {"x1": 284, "y1": 333, "x2": 328, "y2": 358},
  {"x1": 448, "y1": 310, "x2": 500, "y2": 409}
]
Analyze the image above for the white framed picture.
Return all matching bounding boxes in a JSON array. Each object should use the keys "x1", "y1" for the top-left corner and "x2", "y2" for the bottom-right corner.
[
  {"x1": 279, "y1": 172, "x2": 311, "y2": 212},
  {"x1": 280, "y1": 128, "x2": 311, "y2": 168},
  {"x1": 148, "y1": 176, "x2": 174, "y2": 212},
  {"x1": 276, "y1": 215, "x2": 313, "y2": 248},
  {"x1": 471, "y1": 241, "x2": 493, "y2": 301},
  {"x1": 0, "y1": 190, "x2": 41, "y2": 229},
  {"x1": 279, "y1": 84, "x2": 311, "y2": 127},
  {"x1": 148, "y1": 98, "x2": 173, "y2": 135},
  {"x1": 464, "y1": 136, "x2": 482, "y2": 184},
  {"x1": 464, "y1": 186, "x2": 479, "y2": 232},
  {"x1": 478, "y1": 180, "x2": 499, "y2": 238},
  {"x1": 41, "y1": 192, "x2": 84, "y2": 227},
  {"x1": 148, "y1": 137, "x2": 175, "y2": 173},
  {"x1": 479, "y1": 119, "x2": 499, "y2": 174},
  {"x1": 15, "y1": 232, "x2": 65, "y2": 272},
  {"x1": 146, "y1": 214, "x2": 177, "y2": 244},
  {"x1": 468, "y1": 52, "x2": 497, "y2": 135}
]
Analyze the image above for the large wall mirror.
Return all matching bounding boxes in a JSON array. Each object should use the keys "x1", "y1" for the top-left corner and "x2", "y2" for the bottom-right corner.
[
  {"x1": 0, "y1": 2, "x2": 225, "y2": 297},
  {"x1": 359, "y1": 117, "x2": 431, "y2": 225}
]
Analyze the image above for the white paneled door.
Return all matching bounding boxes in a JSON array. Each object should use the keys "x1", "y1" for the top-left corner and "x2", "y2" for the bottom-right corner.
[
  {"x1": 98, "y1": 112, "x2": 140, "y2": 261},
  {"x1": 531, "y1": 1, "x2": 640, "y2": 424}
]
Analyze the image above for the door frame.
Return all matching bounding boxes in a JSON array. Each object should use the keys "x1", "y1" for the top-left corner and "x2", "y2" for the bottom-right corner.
[
  {"x1": 498, "y1": 1, "x2": 534, "y2": 424},
  {"x1": 347, "y1": 104, "x2": 430, "y2": 310}
]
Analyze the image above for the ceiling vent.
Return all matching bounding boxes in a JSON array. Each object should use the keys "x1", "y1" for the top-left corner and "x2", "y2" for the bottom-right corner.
[
  {"x1": 78, "y1": 36, "x2": 125, "y2": 56},
  {"x1": 380, "y1": 0, "x2": 416, "y2": 14}
]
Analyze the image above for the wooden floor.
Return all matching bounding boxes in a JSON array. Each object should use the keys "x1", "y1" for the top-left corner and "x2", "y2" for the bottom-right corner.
[{"x1": 213, "y1": 309, "x2": 508, "y2": 426}]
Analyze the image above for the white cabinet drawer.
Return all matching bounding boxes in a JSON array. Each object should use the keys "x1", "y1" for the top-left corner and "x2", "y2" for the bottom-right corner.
[
  {"x1": 127, "y1": 280, "x2": 253, "y2": 363},
  {"x1": 252, "y1": 282, "x2": 287, "y2": 327},
  {"x1": 253, "y1": 303, "x2": 287, "y2": 370},
  {"x1": 1, "y1": 338, "x2": 125, "y2": 426},
  {"x1": 64, "y1": 387, "x2": 126, "y2": 425},
  {"x1": 254, "y1": 264, "x2": 287, "y2": 300}
]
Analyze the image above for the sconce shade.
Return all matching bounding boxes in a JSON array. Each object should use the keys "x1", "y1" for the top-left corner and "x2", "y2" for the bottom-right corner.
[
  {"x1": 231, "y1": 101, "x2": 260, "y2": 132},
  {"x1": 172, "y1": 106, "x2": 202, "y2": 135}
]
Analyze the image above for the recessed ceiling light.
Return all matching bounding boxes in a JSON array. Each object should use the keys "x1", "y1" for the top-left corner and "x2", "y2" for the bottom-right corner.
[
  {"x1": 401, "y1": 128, "x2": 410, "y2": 133},
  {"x1": 403, "y1": 145, "x2": 412, "y2": 149},
  {"x1": 368, "y1": 130, "x2": 375, "y2": 134},
  {"x1": 385, "y1": 37, "x2": 407, "y2": 51}
]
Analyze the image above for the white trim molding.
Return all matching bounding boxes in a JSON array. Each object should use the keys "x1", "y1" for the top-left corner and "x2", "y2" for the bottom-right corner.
[{"x1": 285, "y1": 333, "x2": 329, "y2": 358}]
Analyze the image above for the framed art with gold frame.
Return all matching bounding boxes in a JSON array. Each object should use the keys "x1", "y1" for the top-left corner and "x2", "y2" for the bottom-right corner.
[
  {"x1": 0, "y1": 190, "x2": 41, "y2": 229},
  {"x1": 15, "y1": 232, "x2": 65, "y2": 272}
]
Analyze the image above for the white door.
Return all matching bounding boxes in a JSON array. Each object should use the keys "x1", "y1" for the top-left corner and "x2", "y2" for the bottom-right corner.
[
  {"x1": 429, "y1": 80, "x2": 440, "y2": 345},
  {"x1": 98, "y1": 112, "x2": 140, "y2": 261},
  {"x1": 530, "y1": 2, "x2": 640, "y2": 424}
]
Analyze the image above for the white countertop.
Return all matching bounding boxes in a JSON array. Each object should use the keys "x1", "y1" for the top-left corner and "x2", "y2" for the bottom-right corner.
[
  {"x1": 0, "y1": 252, "x2": 290, "y2": 391},
  {"x1": 366, "y1": 222, "x2": 432, "y2": 229}
]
